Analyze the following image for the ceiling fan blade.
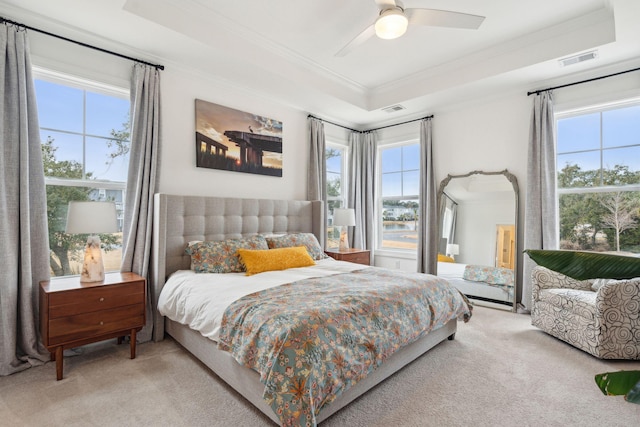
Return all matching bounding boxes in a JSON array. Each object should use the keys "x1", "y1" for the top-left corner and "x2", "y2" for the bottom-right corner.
[
  {"x1": 406, "y1": 8, "x2": 485, "y2": 29},
  {"x1": 335, "y1": 25, "x2": 375, "y2": 57},
  {"x1": 374, "y1": 0, "x2": 398, "y2": 9}
]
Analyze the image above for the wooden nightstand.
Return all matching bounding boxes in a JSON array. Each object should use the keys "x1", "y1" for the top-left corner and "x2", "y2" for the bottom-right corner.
[
  {"x1": 39, "y1": 272, "x2": 146, "y2": 380},
  {"x1": 325, "y1": 248, "x2": 370, "y2": 265}
]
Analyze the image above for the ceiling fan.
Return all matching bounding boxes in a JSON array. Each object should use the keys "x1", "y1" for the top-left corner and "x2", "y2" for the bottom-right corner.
[{"x1": 335, "y1": 0, "x2": 485, "y2": 57}]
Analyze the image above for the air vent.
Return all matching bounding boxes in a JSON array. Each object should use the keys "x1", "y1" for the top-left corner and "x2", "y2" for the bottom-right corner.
[
  {"x1": 559, "y1": 50, "x2": 598, "y2": 67},
  {"x1": 381, "y1": 104, "x2": 406, "y2": 113}
]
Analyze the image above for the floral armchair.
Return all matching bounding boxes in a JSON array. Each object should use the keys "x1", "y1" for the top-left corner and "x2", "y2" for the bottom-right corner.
[{"x1": 531, "y1": 265, "x2": 640, "y2": 360}]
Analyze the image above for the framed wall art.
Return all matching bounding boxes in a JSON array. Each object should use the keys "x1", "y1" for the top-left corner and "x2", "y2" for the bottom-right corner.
[{"x1": 195, "y1": 99, "x2": 283, "y2": 177}]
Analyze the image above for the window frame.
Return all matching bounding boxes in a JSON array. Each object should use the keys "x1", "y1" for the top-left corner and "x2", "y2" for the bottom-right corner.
[
  {"x1": 555, "y1": 97, "x2": 640, "y2": 253},
  {"x1": 325, "y1": 141, "x2": 348, "y2": 249},
  {"x1": 376, "y1": 139, "x2": 420, "y2": 253},
  {"x1": 35, "y1": 67, "x2": 131, "y2": 277}
]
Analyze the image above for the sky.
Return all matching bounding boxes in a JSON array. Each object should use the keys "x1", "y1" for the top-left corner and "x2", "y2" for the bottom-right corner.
[
  {"x1": 557, "y1": 104, "x2": 640, "y2": 178},
  {"x1": 35, "y1": 79, "x2": 130, "y2": 182},
  {"x1": 381, "y1": 144, "x2": 419, "y2": 197}
]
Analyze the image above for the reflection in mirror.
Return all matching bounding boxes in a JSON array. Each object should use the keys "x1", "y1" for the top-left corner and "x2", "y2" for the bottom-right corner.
[
  {"x1": 496, "y1": 224, "x2": 515, "y2": 269},
  {"x1": 436, "y1": 170, "x2": 518, "y2": 312}
]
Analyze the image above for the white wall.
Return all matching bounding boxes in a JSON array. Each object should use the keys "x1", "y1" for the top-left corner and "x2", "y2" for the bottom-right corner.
[
  {"x1": 373, "y1": 94, "x2": 531, "y2": 272},
  {"x1": 553, "y1": 69, "x2": 640, "y2": 112},
  {"x1": 455, "y1": 198, "x2": 515, "y2": 267},
  {"x1": 159, "y1": 67, "x2": 308, "y2": 200},
  {"x1": 28, "y1": 32, "x2": 310, "y2": 203},
  {"x1": 433, "y1": 95, "x2": 530, "y2": 183}
]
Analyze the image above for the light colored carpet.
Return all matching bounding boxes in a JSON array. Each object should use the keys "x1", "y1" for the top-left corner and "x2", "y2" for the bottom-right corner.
[{"x1": 1, "y1": 306, "x2": 639, "y2": 426}]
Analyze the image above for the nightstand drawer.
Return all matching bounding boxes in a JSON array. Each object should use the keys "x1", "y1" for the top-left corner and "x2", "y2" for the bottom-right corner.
[
  {"x1": 48, "y1": 304, "x2": 145, "y2": 346},
  {"x1": 347, "y1": 252, "x2": 370, "y2": 265},
  {"x1": 325, "y1": 249, "x2": 370, "y2": 265},
  {"x1": 49, "y1": 282, "x2": 145, "y2": 318}
]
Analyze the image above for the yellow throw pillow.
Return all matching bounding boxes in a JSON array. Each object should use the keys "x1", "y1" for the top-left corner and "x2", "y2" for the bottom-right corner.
[
  {"x1": 438, "y1": 253, "x2": 455, "y2": 263},
  {"x1": 237, "y1": 246, "x2": 315, "y2": 276}
]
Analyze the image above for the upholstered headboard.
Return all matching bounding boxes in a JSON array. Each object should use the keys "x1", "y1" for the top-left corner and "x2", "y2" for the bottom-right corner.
[{"x1": 150, "y1": 193, "x2": 324, "y2": 340}]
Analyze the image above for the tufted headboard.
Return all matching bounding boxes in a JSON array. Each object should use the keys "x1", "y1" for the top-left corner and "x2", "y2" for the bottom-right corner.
[{"x1": 150, "y1": 193, "x2": 324, "y2": 340}]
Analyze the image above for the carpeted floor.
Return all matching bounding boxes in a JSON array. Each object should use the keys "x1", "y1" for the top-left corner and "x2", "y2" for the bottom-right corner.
[{"x1": 1, "y1": 306, "x2": 639, "y2": 426}]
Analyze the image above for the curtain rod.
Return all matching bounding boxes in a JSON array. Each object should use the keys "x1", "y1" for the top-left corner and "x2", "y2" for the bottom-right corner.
[
  {"x1": 1, "y1": 16, "x2": 165, "y2": 71},
  {"x1": 307, "y1": 114, "x2": 359, "y2": 133},
  {"x1": 527, "y1": 65, "x2": 640, "y2": 96},
  {"x1": 307, "y1": 114, "x2": 433, "y2": 133}
]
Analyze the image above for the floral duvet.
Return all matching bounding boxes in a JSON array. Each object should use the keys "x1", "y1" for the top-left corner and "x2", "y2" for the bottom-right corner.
[{"x1": 217, "y1": 267, "x2": 471, "y2": 426}]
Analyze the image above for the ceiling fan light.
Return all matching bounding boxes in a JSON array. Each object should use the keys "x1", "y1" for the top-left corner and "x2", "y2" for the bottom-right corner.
[{"x1": 375, "y1": 9, "x2": 408, "y2": 40}]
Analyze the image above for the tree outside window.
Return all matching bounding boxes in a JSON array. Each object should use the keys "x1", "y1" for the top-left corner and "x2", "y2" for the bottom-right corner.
[{"x1": 556, "y1": 103, "x2": 640, "y2": 254}]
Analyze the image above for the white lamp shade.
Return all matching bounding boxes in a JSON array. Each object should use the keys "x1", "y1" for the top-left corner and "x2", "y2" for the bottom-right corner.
[
  {"x1": 375, "y1": 9, "x2": 408, "y2": 40},
  {"x1": 333, "y1": 208, "x2": 356, "y2": 227},
  {"x1": 447, "y1": 243, "x2": 460, "y2": 256},
  {"x1": 65, "y1": 201, "x2": 118, "y2": 234}
]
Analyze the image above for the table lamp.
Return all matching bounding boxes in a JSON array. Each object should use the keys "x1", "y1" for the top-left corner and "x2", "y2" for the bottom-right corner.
[
  {"x1": 446, "y1": 243, "x2": 460, "y2": 261},
  {"x1": 66, "y1": 201, "x2": 118, "y2": 282},
  {"x1": 333, "y1": 208, "x2": 356, "y2": 251}
]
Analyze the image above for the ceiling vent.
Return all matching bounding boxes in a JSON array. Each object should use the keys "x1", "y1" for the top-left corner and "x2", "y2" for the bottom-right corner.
[
  {"x1": 559, "y1": 50, "x2": 598, "y2": 67},
  {"x1": 381, "y1": 104, "x2": 406, "y2": 113}
]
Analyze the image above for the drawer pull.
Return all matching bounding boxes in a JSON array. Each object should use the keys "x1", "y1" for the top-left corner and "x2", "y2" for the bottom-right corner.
[
  {"x1": 99, "y1": 297, "x2": 104, "y2": 302},
  {"x1": 100, "y1": 321, "x2": 104, "y2": 325}
]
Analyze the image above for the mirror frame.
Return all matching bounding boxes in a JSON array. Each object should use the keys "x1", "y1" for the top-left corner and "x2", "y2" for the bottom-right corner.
[{"x1": 437, "y1": 169, "x2": 519, "y2": 312}]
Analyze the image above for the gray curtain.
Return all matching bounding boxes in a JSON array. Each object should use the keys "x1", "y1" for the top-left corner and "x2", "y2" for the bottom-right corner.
[
  {"x1": 348, "y1": 131, "x2": 376, "y2": 263},
  {"x1": 308, "y1": 117, "x2": 327, "y2": 248},
  {"x1": 0, "y1": 23, "x2": 51, "y2": 375},
  {"x1": 121, "y1": 63, "x2": 161, "y2": 342},
  {"x1": 417, "y1": 118, "x2": 438, "y2": 274},
  {"x1": 522, "y1": 91, "x2": 558, "y2": 310}
]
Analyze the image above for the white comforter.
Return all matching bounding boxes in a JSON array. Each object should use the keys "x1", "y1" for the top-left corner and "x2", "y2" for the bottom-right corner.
[{"x1": 157, "y1": 258, "x2": 366, "y2": 341}]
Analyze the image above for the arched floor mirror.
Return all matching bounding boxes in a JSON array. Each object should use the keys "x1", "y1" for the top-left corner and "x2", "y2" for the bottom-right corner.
[{"x1": 436, "y1": 170, "x2": 518, "y2": 312}]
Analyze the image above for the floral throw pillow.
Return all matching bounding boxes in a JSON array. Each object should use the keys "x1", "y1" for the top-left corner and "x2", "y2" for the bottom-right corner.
[
  {"x1": 265, "y1": 233, "x2": 328, "y2": 260},
  {"x1": 186, "y1": 235, "x2": 268, "y2": 273}
]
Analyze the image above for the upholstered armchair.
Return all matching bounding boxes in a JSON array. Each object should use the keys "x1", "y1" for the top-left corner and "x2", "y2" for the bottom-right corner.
[{"x1": 531, "y1": 265, "x2": 640, "y2": 360}]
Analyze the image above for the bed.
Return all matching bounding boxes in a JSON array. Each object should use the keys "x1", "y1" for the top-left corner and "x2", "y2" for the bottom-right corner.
[
  {"x1": 151, "y1": 194, "x2": 471, "y2": 426},
  {"x1": 437, "y1": 261, "x2": 515, "y2": 311}
]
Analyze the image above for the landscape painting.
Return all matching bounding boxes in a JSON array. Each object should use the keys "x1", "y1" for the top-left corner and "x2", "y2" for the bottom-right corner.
[{"x1": 195, "y1": 99, "x2": 283, "y2": 177}]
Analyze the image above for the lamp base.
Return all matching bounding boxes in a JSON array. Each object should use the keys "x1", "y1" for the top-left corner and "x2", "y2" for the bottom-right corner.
[
  {"x1": 80, "y1": 235, "x2": 105, "y2": 283},
  {"x1": 339, "y1": 227, "x2": 350, "y2": 252}
]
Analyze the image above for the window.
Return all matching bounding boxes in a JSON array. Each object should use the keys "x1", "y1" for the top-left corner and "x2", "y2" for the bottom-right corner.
[
  {"x1": 35, "y1": 70, "x2": 131, "y2": 277},
  {"x1": 379, "y1": 142, "x2": 420, "y2": 250},
  {"x1": 556, "y1": 100, "x2": 640, "y2": 254},
  {"x1": 326, "y1": 143, "x2": 346, "y2": 248}
]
